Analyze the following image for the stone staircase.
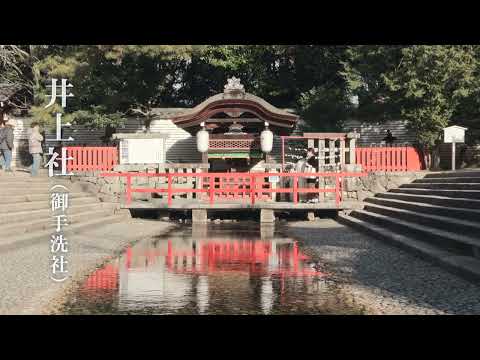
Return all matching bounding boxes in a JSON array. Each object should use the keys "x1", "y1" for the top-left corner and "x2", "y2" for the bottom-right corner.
[
  {"x1": 338, "y1": 170, "x2": 480, "y2": 282},
  {"x1": 0, "y1": 170, "x2": 130, "y2": 249}
]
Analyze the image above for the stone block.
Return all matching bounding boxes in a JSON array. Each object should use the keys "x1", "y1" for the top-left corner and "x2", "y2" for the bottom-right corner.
[
  {"x1": 344, "y1": 177, "x2": 361, "y2": 191},
  {"x1": 192, "y1": 209, "x2": 208, "y2": 224},
  {"x1": 132, "y1": 192, "x2": 151, "y2": 201},
  {"x1": 307, "y1": 212, "x2": 315, "y2": 221},
  {"x1": 260, "y1": 209, "x2": 275, "y2": 223}
]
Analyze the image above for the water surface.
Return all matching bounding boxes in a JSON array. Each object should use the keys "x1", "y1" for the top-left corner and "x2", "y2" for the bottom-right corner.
[{"x1": 61, "y1": 223, "x2": 363, "y2": 315}]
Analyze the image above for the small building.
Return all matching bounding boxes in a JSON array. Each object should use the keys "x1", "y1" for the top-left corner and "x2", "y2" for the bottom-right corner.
[{"x1": 168, "y1": 76, "x2": 299, "y2": 172}]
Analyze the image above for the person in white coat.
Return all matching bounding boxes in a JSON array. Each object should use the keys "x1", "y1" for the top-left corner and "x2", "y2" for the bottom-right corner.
[{"x1": 28, "y1": 122, "x2": 44, "y2": 176}]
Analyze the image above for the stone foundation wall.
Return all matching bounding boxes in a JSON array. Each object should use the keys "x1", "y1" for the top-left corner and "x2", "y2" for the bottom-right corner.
[{"x1": 342, "y1": 171, "x2": 426, "y2": 201}]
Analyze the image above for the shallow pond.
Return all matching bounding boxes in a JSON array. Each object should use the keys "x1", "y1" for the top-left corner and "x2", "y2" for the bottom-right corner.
[{"x1": 61, "y1": 223, "x2": 364, "y2": 315}]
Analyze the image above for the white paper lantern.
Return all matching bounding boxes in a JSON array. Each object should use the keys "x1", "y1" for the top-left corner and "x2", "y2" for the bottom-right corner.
[
  {"x1": 197, "y1": 129, "x2": 209, "y2": 153},
  {"x1": 260, "y1": 128, "x2": 273, "y2": 153}
]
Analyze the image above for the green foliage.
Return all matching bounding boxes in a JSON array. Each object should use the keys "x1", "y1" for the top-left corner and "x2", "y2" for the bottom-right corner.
[
  {"x1": 69, "y1": 106, "x2": 125, "y2": 129},
  {"x1": 383, "y1": 45, "x2": 479, "y2": 147},
  {"x1": 25, "y1": 45, "x2": 201, "y2": 129},
  {"x1": 299, "y1": 86, "x2": 351, "y2": 132},
  {"x1": 0, "y1": 45, "x2": 34, "y2": 108},
  {"x1": 3, "y1": 44, "x2": 480, "y2": 149},
  {"x1": 340, "y1": 45, "x2": 480, "y2": 147}
]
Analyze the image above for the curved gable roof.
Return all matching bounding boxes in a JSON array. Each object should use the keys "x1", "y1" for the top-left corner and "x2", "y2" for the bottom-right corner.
[{"x1": 170, "y1": 78, "x2": 299, "y2": 131}]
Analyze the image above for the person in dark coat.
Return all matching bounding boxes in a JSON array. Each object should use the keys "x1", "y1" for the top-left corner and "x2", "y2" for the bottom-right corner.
[
  {"x1": 383, "y1": 130, "x2": 397, "y2": 145},
  {"x1": 305, "y1": 148, "x2": 318, "y2": 202},
  {"x1": 0, "y1": 117, "x2": 15, "y2": 172}
]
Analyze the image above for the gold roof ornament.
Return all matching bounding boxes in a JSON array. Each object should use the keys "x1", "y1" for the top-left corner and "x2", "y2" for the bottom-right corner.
[{"x1": 224, "y1": 77, "x2": 245, "y2": 94}]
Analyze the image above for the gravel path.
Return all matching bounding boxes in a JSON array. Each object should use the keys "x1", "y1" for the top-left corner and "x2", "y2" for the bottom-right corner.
[
  {"x1": 0, "y1": 219, "x2": 175, "y2": 315},
  {"x1": 287, "y1": 219, "x2": 480, "y2": 315}
]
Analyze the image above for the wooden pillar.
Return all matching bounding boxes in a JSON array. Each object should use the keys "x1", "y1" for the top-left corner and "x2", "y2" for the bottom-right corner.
[
  {"x1": 350, "y1": 138, "x2": 357, "y2": 165},
  {"x1": 340, "y1": 138, "x2": 346, "y2": 166},
  {"x1": 307, "y1": 138, "x2": 315, "y2": 151},
  {"x1": 318, "y1": 139, "x2": 325, "y2": 202},
  {"x1": 192, "y1": 209, "x2": 208, "y2": 224},
  {"x1": 202, "y1": 152, "x2": 208, "y2": 165},
  {"x1": 260, "y1": 209, "x2": 275, "y2": 223},
  {"x1": 318, "y1": 139, "x2": 325, "y2": 168}
]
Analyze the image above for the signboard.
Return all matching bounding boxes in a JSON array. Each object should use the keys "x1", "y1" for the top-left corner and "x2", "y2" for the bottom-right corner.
[
  {"x1": 443, "y1": 125, "x2": 468, "y2": 171},
  {"x1": 120, "y1": 138, "x2": 166, "y2": 165},
  {"x1": 268, "y1": 176, "x2": 280, "y2": 183},
  {"x1": 444, "y1": 125, "x2": 467, "y2": 144}
]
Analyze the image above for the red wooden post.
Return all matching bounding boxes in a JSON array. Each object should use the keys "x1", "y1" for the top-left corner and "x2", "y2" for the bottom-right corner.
[
  {"x1": 100, "y1": 148, "x2": 105, "y2": 171},
  {"x1": 387, "y1": 147, "x2": 394, "y2": 171},
  {"x1": 89, "y1": 148, "x2": 93, "y2": 170},
  {"x1": 293, "y1": 175, "x2": 298, "y2": 204},
  {"x1": 356, "y1": 148, "x2": 361, "y2": 169},
  {"x1": 250, "y1": 174, "x2": 256, "y2": 205},
  {"x1": 392, "y1": 147, "x2": 397, "y2": 171},
  {"x1": 126, "y1": 246, "x2": 132, "y2": 269},
  {"x1": 126, "y1": 174, "x2": 132, "y2": 205},
  {"x1": 385, "y1": 147, "x2": 390, "y2": 171},
  {"x1": 335, "y1": 175, "x2": 340, "y2": 206},
  {"x1": 398, "y1": 147, "x2": 402, "y2": 171},
  {"x1": 281, "y1": 136, "x2": 285, "y2": 172},
  {"x1": 292, "y1": 241, "x2": 299, "y2": 272},
  {"x1": 209, "y1": 176, "x2": 215, "y2": 205},
  {"x1": 167, "y1": 173, "x2": 173, "y2": 206},
  {"x1": 93, "y1": 147, "x2": 98, "y2": 171},
  {"x1": 219, "y1": 176, "x2": 224, "y2": 200},
  {"x1": 113, "y1": 147, "x2": 118, "y2": 169}
]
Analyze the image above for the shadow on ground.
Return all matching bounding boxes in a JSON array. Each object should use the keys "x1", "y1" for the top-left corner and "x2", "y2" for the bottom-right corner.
[{"x1": 287, "y1": 220, "x2": 480, "y2": 314}]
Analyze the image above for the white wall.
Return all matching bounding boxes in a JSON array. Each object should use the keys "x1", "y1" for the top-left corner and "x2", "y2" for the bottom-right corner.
[{"x1": 9, "y1": 115, "x2": 284, "y2": 168}]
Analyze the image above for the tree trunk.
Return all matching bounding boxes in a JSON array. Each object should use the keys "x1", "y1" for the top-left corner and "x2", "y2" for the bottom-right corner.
[{"x1": 430, "y1": 144, "x2": 441, "y2": 170}]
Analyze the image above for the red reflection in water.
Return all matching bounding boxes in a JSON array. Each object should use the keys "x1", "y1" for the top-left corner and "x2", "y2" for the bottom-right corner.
[
  {"x1": 139, "y1": 239, "x2": 323, "y2": 278},
  {"x1": 82, "y1": 239, "x2": 324, "y2": 294},
  {"x1": 83, "y1": 264, "x2": 119, "y2": 291}
]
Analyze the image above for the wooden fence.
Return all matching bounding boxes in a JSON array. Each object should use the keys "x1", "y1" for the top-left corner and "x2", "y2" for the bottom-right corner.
[
  {"x1": 64, "y1": 145, "x2": 424, "y2": 173},
  {"x1": 355, "y1": 146, "x2": 423, "y2": 172},
  {"x1": 65, "y1": 146, "x2": 118, "y2": 172}
]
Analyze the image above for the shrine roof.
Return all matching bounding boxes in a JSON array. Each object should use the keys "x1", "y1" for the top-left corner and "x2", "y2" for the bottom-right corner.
[{"x1": 167, "y1": 77, "x2": 299, "y2": 131}]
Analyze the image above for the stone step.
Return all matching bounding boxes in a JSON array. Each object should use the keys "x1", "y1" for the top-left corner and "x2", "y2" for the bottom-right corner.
[
  {"x1": 0, "y1": 187, "x2": 57, "y2": 195},
  {"x1": 337, "y1": 213, "x2": 480, "y2": 283},
  {"x1": 401, "y1": 182, "x2": 480, "y2": 190},
  {"x1": 0, "y1": 177, "x2": 51, "y2": 183},
  {"x1": 0, "y1": 212, "x2": 131, "y2": 253},
  {"x1": 414, "y1": 177, "x2": 480, "y2": 184},
  {"x1": 0, "y1": 174, "x2": 49, "y2": 181},
  {"x1": 376, "y1": 192, "x2": 480, "y2": 210},
  {"x1": 350, "y1": 209, "x2": 479, "y2": 257},
  {"x1": 366, "y1": 197, "x2": 480, "y2": 222},
  {"x1": 363, "y1": 202, "x2": 480, "y2": 236},
  {"x1": 0, "y1": 202, "x2": 118, "y2": 226},
  {"x1": 424, "y1": 170, "x2": 480, "y2": 179},
  {"x1": 0, "y1": 196, "x2": 99, "y2": 214},
  {"x1": 2, "y1": 192, "x2": 96, "y2": 204},
  {"x1": 0, "y1": 183, "x2": 84, "y2": 197},
  {"x1": 0, "y1": 207, "x2": 120, "y2": 237},
  {"x1": 390, "y1": 187, "x2": 480, "y2": 199}
]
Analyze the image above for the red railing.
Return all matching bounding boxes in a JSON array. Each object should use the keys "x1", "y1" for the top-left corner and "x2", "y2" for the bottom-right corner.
[
  {"x1": 356, "y1": 146, "x2": 423, "y2": 172},
  {"x1": 100, "y1": 171, "x2": 367, "y2": 207},
  {"x1": 65, "y1": 146, "x2": 118, "y2": 172}
]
